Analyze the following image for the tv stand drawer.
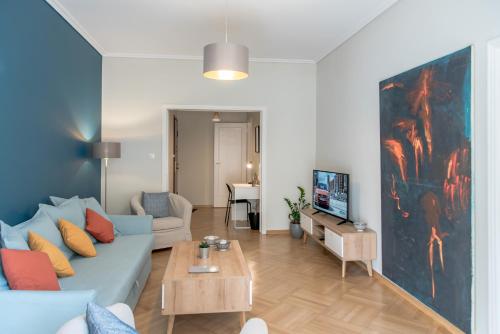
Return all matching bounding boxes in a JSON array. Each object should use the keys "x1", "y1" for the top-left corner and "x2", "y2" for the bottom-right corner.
[
  {"x1": 300, "y1": 213, "x2": 313, "y2": 234},
  {"x1": 325, "y1": 228, "x2": 343, "y2": 257}
]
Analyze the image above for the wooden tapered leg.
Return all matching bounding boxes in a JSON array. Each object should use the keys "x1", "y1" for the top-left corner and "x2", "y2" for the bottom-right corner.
[
  {"x1": 303, "y1": 232, "x2": 308, "y2": 244},
  {"x1": 366, "y1": 260, "x2": 373, "y2": 277},
  {"x1": 240, "y1": 312, "x2": 246, "y2": 328},
  {"x1": 342, "y1": 261, "x2": 346, "y2": 279},
  {"x1": 167, "y1": 315, "x2": 175, "y2": 334}
]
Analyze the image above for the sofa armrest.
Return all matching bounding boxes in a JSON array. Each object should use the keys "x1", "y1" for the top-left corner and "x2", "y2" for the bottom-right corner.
[
  {"x1": 109, "y1": 214, "x2": 153, "y2": 235},
  {"x1": 130, "y1": 194, "x2": 146, "y2": 216},
  {"x1": 0, "y1": 289, "x2": 96, "y2": 334},
  {"x1": 169, "y1": 193, "x2": 193, "y2": 233}
]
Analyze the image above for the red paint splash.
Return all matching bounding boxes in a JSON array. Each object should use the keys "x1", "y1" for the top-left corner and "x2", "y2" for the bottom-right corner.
[
  {"x1": 443, "y1": 148, "x2": 471, "y2": 220},
  {"x1": 389, "y1": 174, "x2": 409, "y2": 218},
  {"x1": 394, "y1": 119, "x2": 424, "y2": 181},
  {"x1": 421, "y1": 192, "x2": 448, "y2": 300},
  {"x1": 382, "y1": 82, "x2": 404, "y2": 91},
  {"x1": 384, "y1": 139, "x2": 408, "y2": 183},
  {"x1": 409, "y1": 69, "x2": 434, "y2": 161}
]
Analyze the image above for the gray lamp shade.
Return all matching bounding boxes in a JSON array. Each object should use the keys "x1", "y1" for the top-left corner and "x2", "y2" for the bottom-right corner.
[
  {"x1": 92, "y1": 142, "x2": 121, "y2": 159},
  {"x1": 203, "y1": 42, "x2": 249, "y2": 80}
]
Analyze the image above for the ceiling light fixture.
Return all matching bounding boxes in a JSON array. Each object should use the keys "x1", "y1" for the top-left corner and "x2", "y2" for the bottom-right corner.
[{"x1": 203, "y1": 0, "x2": 249, "y2": 80}]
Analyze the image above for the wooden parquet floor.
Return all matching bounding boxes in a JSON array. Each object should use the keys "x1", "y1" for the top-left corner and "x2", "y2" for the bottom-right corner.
[{"x1": 134, "y1": 207, "x2": 452, "y2": 334}]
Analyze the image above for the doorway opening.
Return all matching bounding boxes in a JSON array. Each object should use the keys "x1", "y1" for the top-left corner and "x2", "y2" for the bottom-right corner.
[{"x1": 161, "y1": 105, "x2": 265, "y2": 233}]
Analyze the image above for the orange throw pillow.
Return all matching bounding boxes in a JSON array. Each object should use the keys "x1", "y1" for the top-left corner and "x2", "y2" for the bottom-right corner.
[
  {"x1": 86, "y1": 208, "x2": 114, "y2": 243},
  {"x1": 58, "y1": 219, "x2": 96, "y2": 257},
  {"x1": 28, "y1": 231, "x2": 75, "y2": 277},
  {"x1": 0, "y1": 249, "x2": 60, "y2": 291}
]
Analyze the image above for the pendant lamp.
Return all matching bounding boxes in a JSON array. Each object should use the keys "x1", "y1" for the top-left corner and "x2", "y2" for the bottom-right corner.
[{"x1": 203, "y1": 1, "x2": 248, "y2": 80}]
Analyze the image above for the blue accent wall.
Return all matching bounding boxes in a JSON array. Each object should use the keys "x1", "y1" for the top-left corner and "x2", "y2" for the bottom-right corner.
[{"x1": 0, "y1": 0, "x2": 102, "y2": 225}]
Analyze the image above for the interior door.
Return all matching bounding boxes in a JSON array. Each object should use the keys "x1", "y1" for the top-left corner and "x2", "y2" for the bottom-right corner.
[{"x1": 214, "y1": 123, "x2": 247, "y2": 207}]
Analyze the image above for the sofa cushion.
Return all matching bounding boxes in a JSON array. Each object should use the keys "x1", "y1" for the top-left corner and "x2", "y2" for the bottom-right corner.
[
  {"x1": 142, "y1": 192, "x2": 169, "y2": 218},
  {"x1": 39, "y1": 198, "x2": 86, "y2": 231},
  {"x1": 152, "y1": 217, "x2": 184, "y2": 231},
  {"x1": 16, "y1": 210, "x2": 74, "y2": 260},
  {"x1": 0, "y1": 221, "x2": 29, "y2": 250},
  {"x1": 59, "y1": 234, "x2": 153, "y2": 306},
  {"x1": 1, "y1": 249, "x2": 60, "y2": 291}
]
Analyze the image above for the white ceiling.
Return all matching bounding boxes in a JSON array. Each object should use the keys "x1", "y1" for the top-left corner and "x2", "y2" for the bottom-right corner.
[{"x1": 48, "y1": 0, "x2": 398, "y2": 62}]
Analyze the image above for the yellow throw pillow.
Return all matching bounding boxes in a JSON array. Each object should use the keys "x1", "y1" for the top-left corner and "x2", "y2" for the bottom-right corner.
[
  {"x1": 58, "y1": 219, "x2": 96, "y2": 257},
  {"x1": 28, "y1": 231, "x2": 75, "y2": 277}
]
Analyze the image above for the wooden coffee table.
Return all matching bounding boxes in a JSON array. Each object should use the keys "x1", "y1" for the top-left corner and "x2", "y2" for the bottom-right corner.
[{"x1": 161, "y1": 240, "x2": 252, "y2": 334}]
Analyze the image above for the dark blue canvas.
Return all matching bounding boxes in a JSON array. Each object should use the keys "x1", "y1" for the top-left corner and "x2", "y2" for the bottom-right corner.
[
  {"x1": 0, "y1": 0, "x2": 102, "y2": 225},
  {"x1": 379, "y1": 47, "x2": 472, "y2": 333}
]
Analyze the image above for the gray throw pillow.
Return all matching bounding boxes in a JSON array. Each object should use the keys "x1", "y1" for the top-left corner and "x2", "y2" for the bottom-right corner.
[{"x1": 142, "y1": 192, "x2": 169, "y2": 218}]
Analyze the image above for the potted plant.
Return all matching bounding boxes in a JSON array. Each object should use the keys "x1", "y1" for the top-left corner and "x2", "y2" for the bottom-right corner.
[
  {"x1": 199, "y1": 241, "x2": 209, "y2": 259},
  {"x1": 284, "y1": 186, "x2": 310, "y2": 239}
]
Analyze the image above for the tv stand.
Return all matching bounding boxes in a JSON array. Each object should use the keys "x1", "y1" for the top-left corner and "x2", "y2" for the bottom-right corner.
[{"x1": 299, "y1": 208, "x2": 376, "y2": 278}]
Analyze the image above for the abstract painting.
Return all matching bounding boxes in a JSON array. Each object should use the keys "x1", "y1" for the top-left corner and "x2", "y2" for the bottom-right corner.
[{"x1": 379, "y1": 47, "x2": 471, "y2": 333}]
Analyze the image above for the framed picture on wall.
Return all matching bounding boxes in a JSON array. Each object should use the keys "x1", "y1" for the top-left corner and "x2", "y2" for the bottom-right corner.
[{"x1": 255, "y1": 125, "x2": 260, "y2": 153}]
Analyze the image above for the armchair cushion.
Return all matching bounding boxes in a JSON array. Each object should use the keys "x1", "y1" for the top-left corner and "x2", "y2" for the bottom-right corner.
[
  {"x1": 153, "y1": 217, "x2": 184, "y2": 231},
  {"x1": 142, "y1": 192, "x2": 169, "y2": 218}
]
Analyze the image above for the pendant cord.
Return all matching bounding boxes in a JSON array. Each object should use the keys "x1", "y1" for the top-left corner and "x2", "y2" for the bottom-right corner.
[{"x1": 225, "y1": 0, "x2": 228, "y2": 43}]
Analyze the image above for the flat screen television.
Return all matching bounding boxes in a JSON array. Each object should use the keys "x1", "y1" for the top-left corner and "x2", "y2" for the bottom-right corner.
[{"x1": 312, "y1": 170, "x2": 349, "y2": 222}]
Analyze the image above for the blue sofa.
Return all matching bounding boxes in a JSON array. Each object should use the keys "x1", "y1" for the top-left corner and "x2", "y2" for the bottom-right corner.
[{"x1": 0, "y1": 214, "x2": 154, "y2": 334}]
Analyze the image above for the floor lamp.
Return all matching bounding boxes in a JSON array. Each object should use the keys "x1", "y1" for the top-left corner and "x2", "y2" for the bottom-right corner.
[{"x1": 92, "y1": 142, "x2": 121, "y2": 212}]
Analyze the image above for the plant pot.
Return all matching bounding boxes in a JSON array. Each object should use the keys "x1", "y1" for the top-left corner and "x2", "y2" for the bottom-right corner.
[
  {"x1": 289, "y1": 222, "x2": 304, "y2": 239},
  {"x1": 248, "y1": 212, "x2": 260, "y2": 230},
  {"x1": 199, "y1": 247, "x2": 209, "y2": 259}
]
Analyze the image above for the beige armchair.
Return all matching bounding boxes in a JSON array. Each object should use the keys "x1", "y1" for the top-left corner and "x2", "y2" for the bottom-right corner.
[{"x1": 131, "y1": 193, "x2": 193, "y2": 250}]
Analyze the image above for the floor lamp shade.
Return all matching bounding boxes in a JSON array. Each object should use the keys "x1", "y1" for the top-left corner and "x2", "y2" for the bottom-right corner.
[
  {"x1": 203, "y1": 42, "x2": 249, "y2": 80},
  {"x1": 92, "y1": 142, "x2": 121, "y2": 159}
]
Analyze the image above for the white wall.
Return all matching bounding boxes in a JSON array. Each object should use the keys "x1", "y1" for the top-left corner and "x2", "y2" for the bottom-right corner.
[
  {"x1": 316, "y1": 0, "x2": 500, "y2": 332},
  {"x1": 174, "y1": 111, "x2": 248, "y2": 206},
  {"x1": 102, "y1": 58, "x2": 316, "y2": 231}
]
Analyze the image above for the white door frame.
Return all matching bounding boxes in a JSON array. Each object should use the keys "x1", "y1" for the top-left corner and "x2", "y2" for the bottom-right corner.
[
  {"x1": 487, "y1": 37, "x2": 500, "y2": 334},
  {"x1": 161, "y1": 105, "x2": 268, "y2": 234}
]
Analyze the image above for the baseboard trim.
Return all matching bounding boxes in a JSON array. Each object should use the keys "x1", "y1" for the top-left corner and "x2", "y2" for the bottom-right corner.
[
  {"x1": 266, "y1": 229, "x2": 289, "y2": 235},
  {"x1": 371, "y1": 269, "x2": 464, "y2": 334}
]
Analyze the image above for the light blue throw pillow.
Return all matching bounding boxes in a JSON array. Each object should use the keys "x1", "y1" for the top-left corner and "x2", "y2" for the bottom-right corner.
[
  {"x1": 86, "y1": 302, "x2": 138, "y2": 334},
  {"x1": 0, "y1": 263, "x2": 8, "y2": 291},
  {"x1": 0, "y1": 221, "x2": 29, "y2": 250},
  {"x1": 39, "y1": 197, "x2": 86, "y2": 230},
  {"x1": 49, "y1": 195, "x2": 79, "y2": 207},
  {"x1": 15, "y1": 210, "x2": 74, "y2": 259}
]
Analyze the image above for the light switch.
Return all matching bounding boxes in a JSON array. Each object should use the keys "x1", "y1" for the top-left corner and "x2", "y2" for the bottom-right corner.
[{"x1": 149, "y1": 153, "x2": 156, "y2": 159}]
